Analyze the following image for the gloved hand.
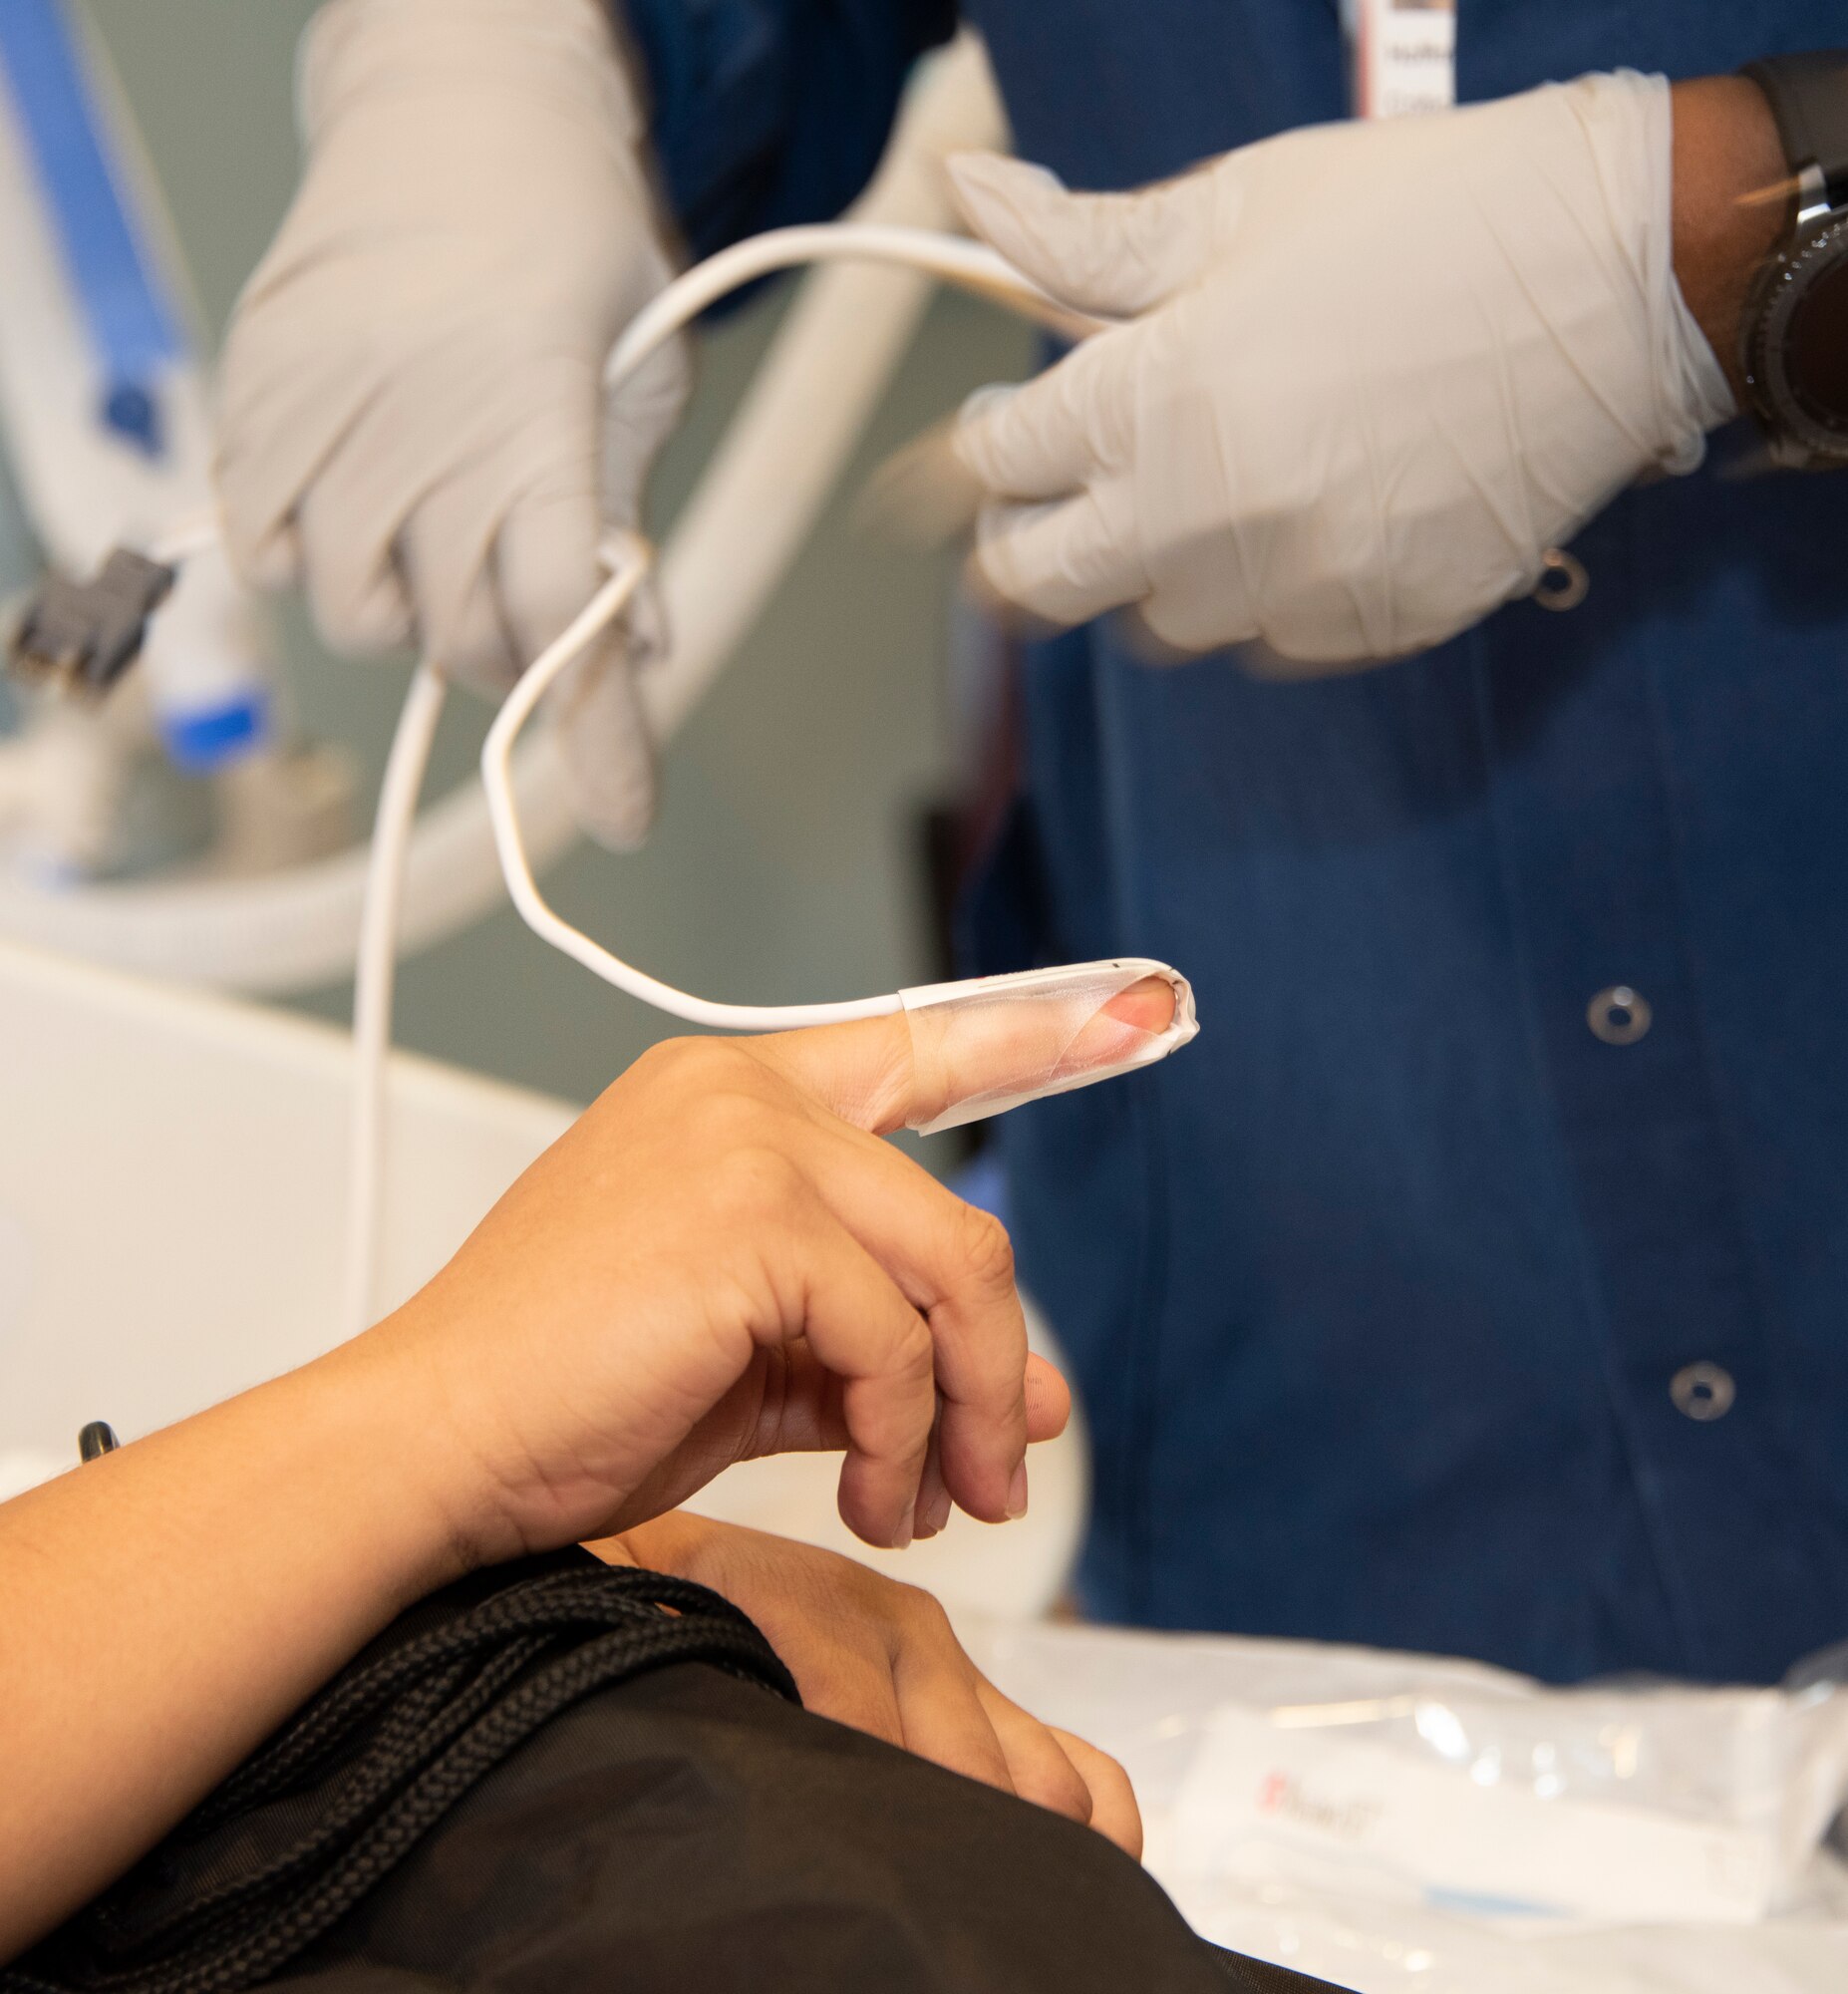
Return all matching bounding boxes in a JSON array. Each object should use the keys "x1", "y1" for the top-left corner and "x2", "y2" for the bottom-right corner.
[
  {"x1": 949, "y1": 72, "x2": 1734, "y2": 670},
  {"x1": 215, "y1": 0, "x2": 688, "y2": 846}
]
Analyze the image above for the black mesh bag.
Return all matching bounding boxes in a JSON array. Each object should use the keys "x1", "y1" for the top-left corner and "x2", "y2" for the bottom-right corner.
[{"x1": 5, "y1": 1548, "x2": 1344, "y2": 1994}]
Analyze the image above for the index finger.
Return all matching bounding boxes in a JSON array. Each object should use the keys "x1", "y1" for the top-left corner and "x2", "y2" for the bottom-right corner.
[{"x1": 748, "y1": 968, "x2": 1187, "y2": 1138}]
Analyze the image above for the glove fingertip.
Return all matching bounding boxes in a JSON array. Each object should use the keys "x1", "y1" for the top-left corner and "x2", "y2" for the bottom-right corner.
[
  {"x1": 960, "y1": 531, "x2": 1048, "y2": 632},
  {"x1": 946, "y1": 150, "x2": 1066, "y2": 213},
  {"x1": 950, "y1": 383, "x2": 1017, "y2": 481},
  {"x1": 945, "y1": 152, "x2": 1074, "y2": 290}
]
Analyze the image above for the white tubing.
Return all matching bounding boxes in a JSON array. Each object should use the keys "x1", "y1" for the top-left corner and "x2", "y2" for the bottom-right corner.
[
  {"x1": 347, "y1": 51, "x2": 1165, "y2": 1315},
  {"x1": 481, "y1": 534, "x2": 902, "y2": 1034},
  {"x1": 0, "y1": 33, "x2": 1010, "y2": 993},
  {"x1": 343, "y1": 660, "x2": 446, "y2": 1337},
  {"x1": 469, "y1": 215, "x2": 1104, "y2": 1036},
  {"x1": 612, "y1": 228, "x2": 1070, "y2": 382}
]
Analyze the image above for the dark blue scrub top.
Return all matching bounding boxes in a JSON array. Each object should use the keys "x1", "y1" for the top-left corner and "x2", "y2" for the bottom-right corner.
[{"x1": 621, "y1": 0, "x2": 1848, "y2": 1685}]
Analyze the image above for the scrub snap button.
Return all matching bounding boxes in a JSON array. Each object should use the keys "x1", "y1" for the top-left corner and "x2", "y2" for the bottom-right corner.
[
  {"x1": 1587, "y1": 985, "x2": 1652, "y2": 1045},
  {"x1": 1671, "y1": 1362, "x2": 1735, "y2": 1422},
  {"x1": 1534, "y1": 548, "x2": 1589, "y2": 611}
]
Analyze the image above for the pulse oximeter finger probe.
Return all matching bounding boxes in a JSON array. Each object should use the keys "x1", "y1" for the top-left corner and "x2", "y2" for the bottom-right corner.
[
  {"x1": 484, "y1": 222, "x2": 1195, "y2": 1066},
  {"x1": 9, "y1": 222, "x2": 1201, "y2": 1333}
]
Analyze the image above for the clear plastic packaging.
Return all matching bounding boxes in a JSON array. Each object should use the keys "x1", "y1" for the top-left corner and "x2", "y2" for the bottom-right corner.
[
  {"x1": 898, "y1": 957, "x2": 1199, "y2": 1135},
  {"x1": 958, "y1": 1618, "x2": 1848, "y2": 1992}
]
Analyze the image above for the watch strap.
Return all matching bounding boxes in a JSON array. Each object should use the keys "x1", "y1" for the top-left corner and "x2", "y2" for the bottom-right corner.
[{"x1": 1742, "y1": 50, "x2": 1848, "y2": 208}]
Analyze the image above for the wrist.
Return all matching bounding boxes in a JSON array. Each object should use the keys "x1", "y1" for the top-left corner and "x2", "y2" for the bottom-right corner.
[
  {"x1": 298, "y1": 1317, "x2": 507, "y2": 1591},
  {"x1": 1672, "y1": 75, "x2": 1789, "y2": 405},
  {"x1": 345, "y1": 1284, "x2": 679, "y2": 1578}
]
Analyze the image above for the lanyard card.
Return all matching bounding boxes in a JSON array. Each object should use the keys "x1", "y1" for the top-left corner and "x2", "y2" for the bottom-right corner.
[{"x1": 1346, "y1": 0, "x2": 1456, "y2": 121}]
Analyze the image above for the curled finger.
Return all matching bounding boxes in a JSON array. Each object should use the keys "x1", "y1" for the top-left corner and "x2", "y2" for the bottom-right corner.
[
  {"x1": 1050, "y1": 1727, "x2": 1143, "y2": 1858},
  {"x1": 782, "y1": 1197, "x2": 940, "y2": 1549},
  {"x1": 976, "y1": 1681, "x2": 1095, "y2": 1828},
  {"x1": 889, "y1": 1603, "x2": 1016, "y2": 1798},
  {"x1": 741, "y1": 1114, "x2": 1030, "y2": 1526}
]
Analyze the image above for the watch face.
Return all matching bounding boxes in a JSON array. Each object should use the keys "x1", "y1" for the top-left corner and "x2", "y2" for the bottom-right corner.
[
  {"x1": 1745, "y1": 209, "x2": 1848, "y2": 463},
  {"x1": 1789, "y1": 250, "x2": 1848, "y2": 430}
]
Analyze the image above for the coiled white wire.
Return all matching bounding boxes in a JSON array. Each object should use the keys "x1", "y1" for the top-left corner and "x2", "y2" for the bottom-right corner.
[{"x1": 344, "y1": 223, "x2": 1095, "y2": 1333}]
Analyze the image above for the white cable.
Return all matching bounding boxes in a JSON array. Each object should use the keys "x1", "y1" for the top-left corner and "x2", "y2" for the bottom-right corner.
[
  {"x1": 605, "y1": 223, "x2": 1097, "y2": 393},
  {"x1": 466, "y1": 222, "x2": 1102, "y2": 1040},
  {"x1": 0, "y1": 46, "x2": 1018, "y2": 995},
  {"x1": 141, "y1": 220, "x2": 1132, "y2": 1326},
  {"x1": 344, "y1": 659, "x2": 446, "y2": 1337},
  {"x1": 480, "y1": 536, "x2": 902, "y2": 1033},
  {"x1": 149, "y1": 516, "x2": 221, "y2": 567},
  {"x1": 343, "y1": 223, "x2": 1108, "y2": 1320}
]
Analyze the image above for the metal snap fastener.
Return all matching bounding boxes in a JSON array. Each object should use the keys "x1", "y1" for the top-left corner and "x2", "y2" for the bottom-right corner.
[
  {"x1": 1671, "y1": 1362, "x2": 1735, "y2": 1423},
  {"x1": 1587, "y1": 985, "x2": 1652, "y2": 1045},
  {"x1": 1534, "y1": 548, "x2": 1590, "y2": 612}
]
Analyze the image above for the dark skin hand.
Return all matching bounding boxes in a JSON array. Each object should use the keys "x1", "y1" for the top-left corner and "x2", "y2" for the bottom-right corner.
[{"x1": 1672, "y1": 75, "x2": 1790, "y2": 405}]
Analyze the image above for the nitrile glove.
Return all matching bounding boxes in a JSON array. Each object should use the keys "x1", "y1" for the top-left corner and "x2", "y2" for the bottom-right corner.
[
  {"x1": 216, "y1": 0, "x2": 689, "y2": 846},
  {"x1": 950, "y1": 72, "x2": 1733, "y2": 669}
]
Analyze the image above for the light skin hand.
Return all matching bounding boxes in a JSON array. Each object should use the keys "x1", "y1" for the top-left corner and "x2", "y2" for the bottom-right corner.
[
  {"x1": 0, "y1": 977, "x2": 1173, "y2": 1960},
  {"x1": 597, "y1": 1513, "x2": 1143, "y2": 1858}
]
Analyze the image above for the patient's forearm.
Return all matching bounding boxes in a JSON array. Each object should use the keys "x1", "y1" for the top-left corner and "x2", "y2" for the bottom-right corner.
[{"x1": 0, "y1": 1340, "x2": 465, "y2": 1962}]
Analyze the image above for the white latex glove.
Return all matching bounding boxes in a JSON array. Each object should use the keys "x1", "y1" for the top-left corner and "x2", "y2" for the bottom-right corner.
[
  {"x1": 216, "y1": 0, "x2": 689, "y2": 847},
  {"x1": 949, "y1": 72, "x2": 1734, "y2": 670}
]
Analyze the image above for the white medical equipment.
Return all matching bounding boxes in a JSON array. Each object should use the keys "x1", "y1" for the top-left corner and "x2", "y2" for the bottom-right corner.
[
  {"x1": 12, "y1": 205, "x2": 1199, "y2": 1337},
  {"x1": 962, "y1": 1617, "x2": 1848, "y2": 1994},
  {"x1": 0, "y1": 34, "x2": 1011, "y2": 987},
  {"x1": 355, "y1": 215, "x2": 1189, "y2": 1329},
  {"x1": 0, "y1": 0, "x2": 350, "y2": 880}
]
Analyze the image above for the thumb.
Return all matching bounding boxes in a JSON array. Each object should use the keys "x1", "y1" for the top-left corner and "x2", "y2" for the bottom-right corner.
[
  {"x1": 947, "y1": 151, "x2": 1219, "y2": 317},
  {"x1": 749, "y1": 970, "x2": 1186, "y2": 1138}
]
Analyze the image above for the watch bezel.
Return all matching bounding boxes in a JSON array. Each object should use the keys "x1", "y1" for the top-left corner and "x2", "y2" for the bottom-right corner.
[{"x1": 1741, "y1": 204, "x2": 1848, "y2": 467}]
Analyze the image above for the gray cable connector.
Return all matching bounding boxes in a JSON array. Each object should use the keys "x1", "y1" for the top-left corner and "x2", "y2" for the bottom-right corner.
[{"x1": 6, "y1": 547, "x2": 177, "y2": 696}]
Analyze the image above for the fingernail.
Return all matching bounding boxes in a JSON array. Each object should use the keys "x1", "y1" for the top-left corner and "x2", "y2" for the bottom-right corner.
[
  {"x1": 1007, "y1": 1463, "x2": 1030, "y2": 1519},
  {"x1": 891, "y1": 1514, "x2": 915, "y2": 1551},
  {"x1": 926, "y1": 1486, "x2": 954, "y2": 1537}
]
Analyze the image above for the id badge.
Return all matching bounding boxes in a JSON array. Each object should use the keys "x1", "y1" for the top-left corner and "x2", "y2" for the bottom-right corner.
[{"x1": 1345, "y1": 0, "x2": 1456, "y2": 120}]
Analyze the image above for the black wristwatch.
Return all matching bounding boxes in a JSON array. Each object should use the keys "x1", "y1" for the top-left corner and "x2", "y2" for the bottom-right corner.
[{"x1": 1739, "y1": 51, "x2": 1848, "y2": 468}]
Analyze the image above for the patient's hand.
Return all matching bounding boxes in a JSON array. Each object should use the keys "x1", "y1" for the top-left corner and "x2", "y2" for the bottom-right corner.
[
  {"x1": 597, "y1": 1514, "x2": 1142, "y2": 1858},
  {"x1": 388, "y1": 975, "x2": 1173, "y2": 1564},
  {"x1": 389, "y1": 1011, "x2": 1072, "y2": 1563},
  {"x1": 0, "y1": 985, "x2": 1168, "y2": 1960}
]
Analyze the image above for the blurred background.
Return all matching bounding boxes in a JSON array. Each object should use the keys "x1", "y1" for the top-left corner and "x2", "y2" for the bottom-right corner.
[{"x1": 0, "y1": 0, "x2": 1033, "y2": 1108}]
